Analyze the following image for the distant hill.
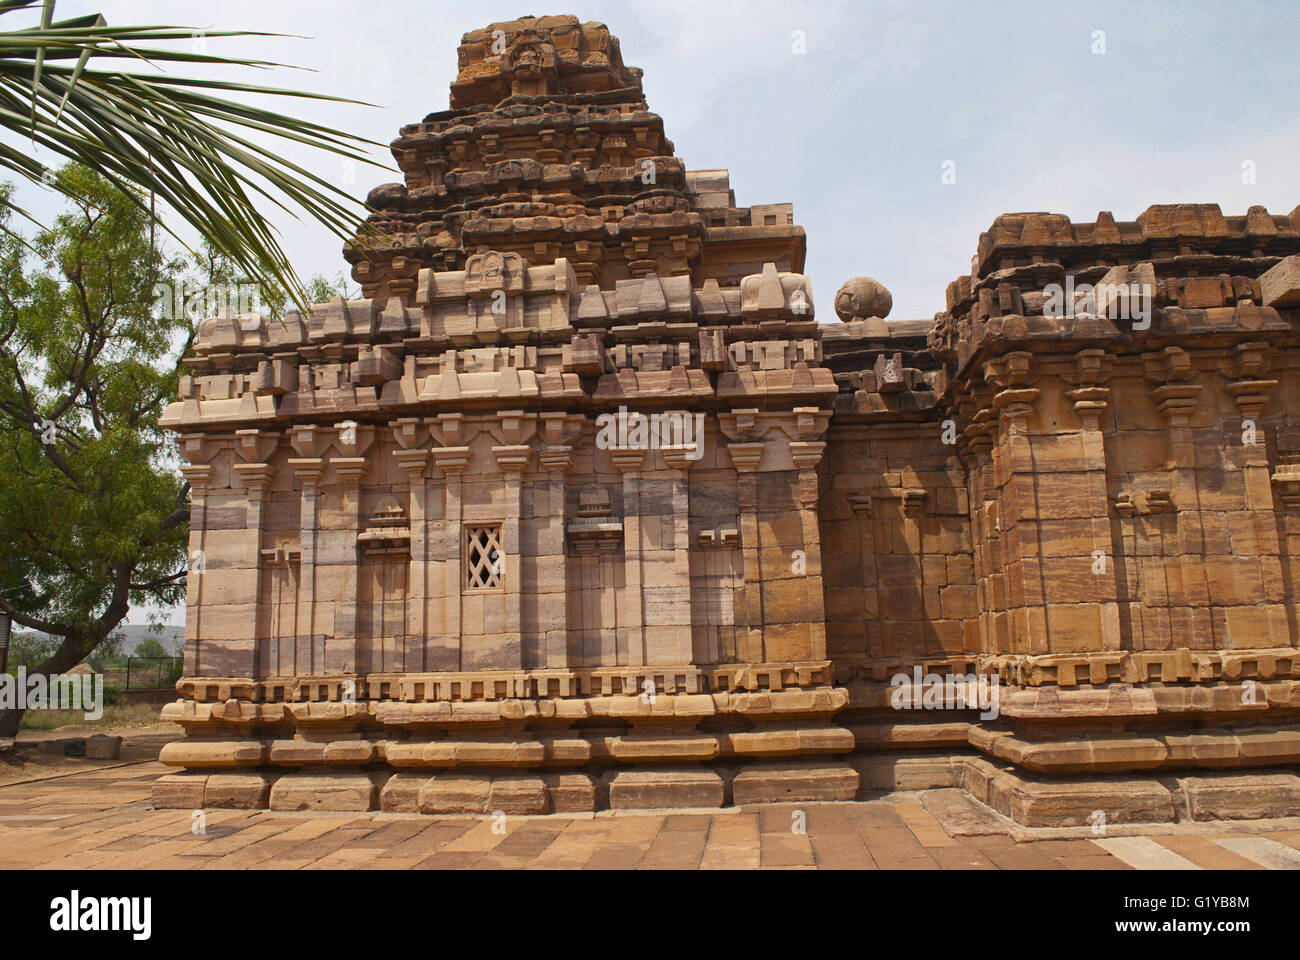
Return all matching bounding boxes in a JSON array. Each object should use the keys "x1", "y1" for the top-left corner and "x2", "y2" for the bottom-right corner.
[
  {"x1": 6, "y1": 624, "x2": 184, "y2": 670},
  {"x1": 112, "y1": 625, "x2": 185, "y2": 657}
]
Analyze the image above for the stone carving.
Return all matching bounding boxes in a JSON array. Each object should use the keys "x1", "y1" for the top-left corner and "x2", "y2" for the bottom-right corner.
[
  {"x1": 157, "y1": 16, "x2": 1300, "y2": 827},
  {"x1": 834, "y1": 276, "x2": 892, "y2": 321}
]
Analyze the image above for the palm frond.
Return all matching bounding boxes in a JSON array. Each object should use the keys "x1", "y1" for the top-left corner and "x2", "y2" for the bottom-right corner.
[{"x1": 0, "y1": 0, "x2": 389, "y2": 314}]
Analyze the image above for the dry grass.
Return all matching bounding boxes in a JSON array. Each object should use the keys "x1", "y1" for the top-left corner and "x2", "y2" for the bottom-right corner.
[{"x1": 19, "y1": 703, "x2": 166, "y2": 731}]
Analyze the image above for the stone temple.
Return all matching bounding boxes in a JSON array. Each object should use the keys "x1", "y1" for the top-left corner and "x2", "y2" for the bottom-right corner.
[{"x1": 156, "y1": 15, "x2": 1300, "y2": 825}]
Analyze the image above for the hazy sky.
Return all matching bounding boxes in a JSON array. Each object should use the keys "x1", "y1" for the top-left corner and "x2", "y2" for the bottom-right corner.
[{"x1": 8, "y1": 0, "x2": 1296, "y2": 626}]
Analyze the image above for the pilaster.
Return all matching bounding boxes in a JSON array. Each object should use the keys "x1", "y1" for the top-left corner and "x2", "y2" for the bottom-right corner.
[
  {"x1": 431, "y1": 444, "x2": 470, "y2": 671},
  {"x1": 233, "y1": 428, "x2": 280, "y2": 678},
  {"x1": 392, "y1": 419, "x2": 432, "y2": 672},
  {"x1": 178, "y1": 440, "x2": 216, "y2": 677},
  {"x1": 1144, "y1": 346, "x2": 1210, "y2": 649},
  {"x1": 612, "y1": 449, "x2": 647, "y2": 666},
  {"x1": 726, "y1": 442, "x2": 765, "y2": 663},
  {"x1": 985, "y1": 352, "x2": 1045, "y2": 654},
  {"x1": 289, "y1": 424, "x2": 330, "y2": 676}
]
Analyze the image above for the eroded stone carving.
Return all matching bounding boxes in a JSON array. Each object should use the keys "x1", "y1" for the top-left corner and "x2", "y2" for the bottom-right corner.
[{"x1": 157, "y1": 16, "x2": 1300, "y2": 826}]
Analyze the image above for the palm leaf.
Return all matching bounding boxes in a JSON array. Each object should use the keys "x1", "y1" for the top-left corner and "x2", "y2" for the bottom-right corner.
[{"x1": 0, "y1": 0, "x2": 388, "y2": 314}]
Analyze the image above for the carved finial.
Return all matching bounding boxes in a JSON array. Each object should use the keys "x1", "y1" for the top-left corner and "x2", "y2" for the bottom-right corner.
[{"x1": 834, "y1": 277, "x2": 892, "y2": 321}]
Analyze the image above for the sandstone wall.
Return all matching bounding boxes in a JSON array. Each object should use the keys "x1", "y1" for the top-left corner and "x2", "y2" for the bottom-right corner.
[{"x1": 150, "y1": 15, "x2": 1300, "y2": 824}]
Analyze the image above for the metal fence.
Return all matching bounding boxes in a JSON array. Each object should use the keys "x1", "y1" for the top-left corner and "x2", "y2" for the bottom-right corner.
[{"x1": 100, "y1": 656, "x2": 183, "y2": 690}]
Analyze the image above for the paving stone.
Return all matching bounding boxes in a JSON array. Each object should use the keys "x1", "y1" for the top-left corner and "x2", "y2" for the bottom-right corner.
[
  {"x1": 9, "y1": 743, "x2": 1300, "y2": 871},
  {"x1": 1091, "y1": 836, "x2": 1202, "y2": 870},
  {"x1": 1153, "y1": 835, "x2": 1265, "y2": 870}
]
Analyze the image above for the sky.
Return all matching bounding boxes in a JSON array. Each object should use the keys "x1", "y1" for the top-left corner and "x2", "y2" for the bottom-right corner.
[{"x1": 6, "y1": 0, "x2": 1298, "y2": 626}]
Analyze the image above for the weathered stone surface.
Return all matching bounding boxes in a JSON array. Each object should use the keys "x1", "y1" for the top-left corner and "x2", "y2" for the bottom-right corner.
[
  {"x1": 851, "y1": 754, "x2": 964, "y2": 791},
  {"x1": 151, "y1": 773, "x2": 209, "y2": 809},
  {"x1": 379, "y1": 773, "x2": 427, "y2": 813},
  {"x1": 835, "y1": 277, "x2": 892, "y2": 321},
  {"x1": 732, "y1": 762, "x2": 859, "y2": 804},
  {"x1": 1007, "y1": 777, "x2": 1176, "y2": 828},
  {"x1": 607, "y1": 769, "x2": 725, "y2": 809},
  {"x1": 205, "y1": 772, "x2": 277, "y2": 809},
  {"x1": 962, "y1": 759, "x2": 1176, "y2": 827},
  {"x1": 268, "y1": 773, "x2": 382, "y2": 812},
  {"x1": 151, "y1": 15, "x2": 1300, "y2": 826},
  {"x1": 920, "y1": 787, "x2": 1008, "y2": 836},
  {"x1": 543, "y1": 773, "x2": 597, "y2": 813},
  {"x1": 160, "y1": 740, "x2": 266, "y2": 768},
  {"x1": 1176, "y1": 773, "x2": 1300, "y2": 821},
  {"x1": 418, "y1": 775, "x2": 491, "y2": 815},
  {"x1": 488, "y1": 776, "x2": 548, "y2": 815},
  {"x1": 1261, "y1": 255, "x2": 1300, "y2": 309}
]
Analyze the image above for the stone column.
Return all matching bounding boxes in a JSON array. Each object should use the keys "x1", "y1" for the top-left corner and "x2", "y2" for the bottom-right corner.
[
  {"x1": 847, "y1": 492, "x2": 875, "y2": 653},
  {"x1": 790, "y1": 439, "x2": 829, "y2": 661},
  {"x1": 987, "y1": 351, "x2": 1045, "y2": 655},
  {"x1": 569, "y1": 485, "x2": 623, "y2": 667},
  {"x1": 726, "y1": 442, "x2": 766, "y2": 663},
  {"x1": 536, "y1": 441, "x2": 575, "y2": 668},
  {"x1": 1062, "y1": 349, "x2": 1123, "y2": 656},
  {"x1": 958, "y1": 383, "x2": 1003, "y2": 655},
  {"x1": 178, "y1": 453, "x2": 213, "y2": 677},
  {"x1": 658, "y1": 445, "x2": 698, "y2": 664},
  {"x1": 998, "y1": 395, "x2": 1043, "y2": 654},
  {"x1": 287, "y1": 457, "x2": 324, "y2": 676},
  {"x1": 956, "y1": 420, "x2": 991, "y2": 655},
  {"x1": 180, "y1": 433, "x2": 268, "y2": 680},
  {"x1": 232, "y1": 431, "x2": 278, "y2": 678},
  {"x1": 612, "y1": 449, "x2": 647, "y2": 666},
  {"x1": 392, "y1": 424, "x2": 431, "y2": 673},
  {"x1": 432, "y1": 445, "x2": 470, "y2": 671},
  {"x1": 1144, "y1": 346, "x2": 1207, "y2": 649},
  {"x1": 329, "y1": 455, "x2": 369, "y2": 674},
  {"x1": 1224, "y1": 342, "x2": 1287, "y2": 646},
  {"x1": 288, "y1": 424, "x2": 329, "y2": 676},
  {"x1": 493, "y1": 443, "x2": 531, "y2": 670}
]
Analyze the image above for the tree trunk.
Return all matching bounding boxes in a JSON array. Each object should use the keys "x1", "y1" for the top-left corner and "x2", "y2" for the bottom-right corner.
[
  {"x1": 0, "y1": 627, "x2": 110, "y2": 739},
  {"x1": 0, "y1": 707, "x2": 23, "y2": 738}
]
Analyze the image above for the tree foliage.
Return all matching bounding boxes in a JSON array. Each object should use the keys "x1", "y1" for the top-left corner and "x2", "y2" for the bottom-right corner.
[
  {"x1": 0, "y1": 163, "x2": 352, "y2": 733},
  {"x1": 132, "y1": 635, "x2": 168, "y2": 660},
  {"x1": 0, "y1": 164, "x2": 191, "y2": 732},
  {"x1": 0, "y1": 0, "x2": 382, "y2": 313}
]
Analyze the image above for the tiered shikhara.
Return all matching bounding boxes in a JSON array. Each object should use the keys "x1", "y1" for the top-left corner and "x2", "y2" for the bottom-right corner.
[{"x1": 156, "y1": 15, "x2": 1300, "y2": 825}]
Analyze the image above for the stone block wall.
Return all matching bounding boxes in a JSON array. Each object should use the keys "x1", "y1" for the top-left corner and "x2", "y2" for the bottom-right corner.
[{"x1": 151, "y1": 16, "x2": 1300, "y2": 825}]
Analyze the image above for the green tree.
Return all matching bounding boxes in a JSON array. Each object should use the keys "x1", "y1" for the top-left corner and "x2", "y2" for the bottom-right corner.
[
  {"x1": 0, "y1": 0, "x2": 381, "y2": 312},
  {"x1": 4, "y1": 629, "x2": 53, "y2": 672},
  {"x1": 181, "y1": 242, "x2": 355, "y2": 319},
  {"x1": 0, "y1": 163, "x2": 191, "y2": 735},
  {"x1": 132, "y1": 636, "x2": 168, "y2": 660}
]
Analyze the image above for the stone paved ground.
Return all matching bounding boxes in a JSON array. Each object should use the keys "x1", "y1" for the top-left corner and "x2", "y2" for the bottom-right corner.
[{"x1": 3, "y1": 755, "x2": 1300, "y2": 869}]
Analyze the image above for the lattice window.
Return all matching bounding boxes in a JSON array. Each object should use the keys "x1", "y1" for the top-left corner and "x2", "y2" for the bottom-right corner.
[{"x1": 465, "y1": 525, "x2": 504, "y2": 589}]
